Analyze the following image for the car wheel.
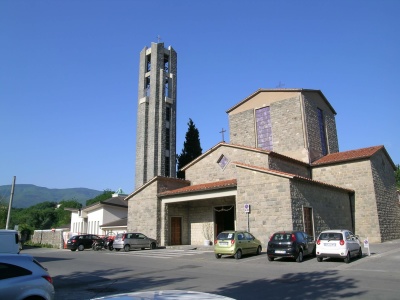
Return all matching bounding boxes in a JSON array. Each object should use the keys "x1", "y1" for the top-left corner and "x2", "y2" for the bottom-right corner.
[
  {"x1": 256, "y1": 246, "x2": 262, "y2": 255},
  {"x1": 215, "y1": 254, "x2": 221, "y2": 259},
  {"x1": 234, "y1": 249, "x2": 242, "y2": 260},
  {"x1": 344, "y1": 251, "x2": 351, "y2": 264},
  {"x1": 109, "y1": 245, "x2": 114, "y2": 251},
  {"x1": 317, "y1": 257, "x2": 323, "y2": 262},
  {"x1": 124, "y1": 245, "x2": 130, "y2": 252},
  {"x1": 267, "y1": 256, "x2": 274, "y2": 261},
  {"x1": 357, "y1": 247, "x2": 362, "y2": 259},
  {"x1": 150, "y1": 242, "x2": 156, "y2": 250},
  {"x1": 296, "y1": 251, "x2": 303, "y2": 263},
  {"x1": 70, "y1": 249, "x2": 76, "y2": 252},
  {"x1": 78, "y1": 244, "x2": 84, "y2": 251}
]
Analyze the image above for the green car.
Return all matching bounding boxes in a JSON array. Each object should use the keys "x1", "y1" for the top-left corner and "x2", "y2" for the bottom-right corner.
[{"x1": 214, "y1": 230, "x2": 262, "y2": 259}]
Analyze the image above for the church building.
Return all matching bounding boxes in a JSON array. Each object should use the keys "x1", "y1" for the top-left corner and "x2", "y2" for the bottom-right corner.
[{"x1": 126, "y1": 43, "x2": 399, "y2": 245}]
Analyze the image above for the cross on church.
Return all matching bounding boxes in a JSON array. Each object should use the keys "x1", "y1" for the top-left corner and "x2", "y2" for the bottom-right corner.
[
  {"x1": 220, "y1": 128, "x2": 226, "y2": 142},
  {"x1": 157, "y1": 35, "x2": 162, "y2": 43}
]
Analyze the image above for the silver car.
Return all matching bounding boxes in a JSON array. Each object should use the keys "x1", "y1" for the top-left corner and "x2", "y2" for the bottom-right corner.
[
  {"x1": 113, "y1": 232, "x2": 157, "y2": 252},
  {"x1": 0, "y1": 254, "x2": 55, "y2": 300}
]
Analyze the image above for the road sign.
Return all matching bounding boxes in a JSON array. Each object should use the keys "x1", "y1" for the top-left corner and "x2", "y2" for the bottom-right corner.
[{"x1": 244, "y1": 204, "x2": 250, "y2": 213}]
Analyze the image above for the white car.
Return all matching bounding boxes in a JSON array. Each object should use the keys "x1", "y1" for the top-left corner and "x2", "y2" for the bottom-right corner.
[
  {"x1": 316, "y1": 229, "x2": 362, "y2": 263},
  {"x1": 0, "y1": 254, "x2": 55, "y2": 300}
]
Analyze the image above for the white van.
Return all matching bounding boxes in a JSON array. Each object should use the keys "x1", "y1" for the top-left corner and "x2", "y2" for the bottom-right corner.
[{"x1": 0, "y1": 230, "x2": 20, "y2": 254}]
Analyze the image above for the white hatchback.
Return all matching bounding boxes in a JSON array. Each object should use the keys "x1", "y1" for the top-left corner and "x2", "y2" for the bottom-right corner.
[{"x1": 316, "y1": 229, "x2": 362, "y2": 263}]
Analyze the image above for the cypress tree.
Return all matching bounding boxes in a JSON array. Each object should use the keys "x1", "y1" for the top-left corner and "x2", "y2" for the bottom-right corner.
[{"x1": 177, "y1": 119, "x2": 202, "y2": 179}]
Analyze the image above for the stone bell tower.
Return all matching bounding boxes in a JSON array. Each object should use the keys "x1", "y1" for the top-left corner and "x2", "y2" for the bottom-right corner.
[{"x1": 135, "y1": 42, "x2": 177, "y2": 188}]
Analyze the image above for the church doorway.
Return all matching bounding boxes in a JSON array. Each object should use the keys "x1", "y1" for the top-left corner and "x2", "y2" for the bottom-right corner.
[
  {"x1": 214, "y1": 205, "x2": 235, "y2": 237},
  {"x1": 170, "y1": 217, "x2": 182, "y2": 245}
]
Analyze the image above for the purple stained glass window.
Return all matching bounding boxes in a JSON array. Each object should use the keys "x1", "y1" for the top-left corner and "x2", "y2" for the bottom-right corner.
[
  {"x1": 255, "y1": 107, "x2": 273, "y2": 151},
  {"x1": 218, "y1": 155, "x2": 228, "y2": 169}
]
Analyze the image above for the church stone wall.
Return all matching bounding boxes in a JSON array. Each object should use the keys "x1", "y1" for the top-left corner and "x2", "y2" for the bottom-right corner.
[
  {"x1": 268, "y1": 155, "x2": 310, "y2": 178},
  {"x1": 128, "y1": 181, "x2": 160, "y2": 242},
  {"x1": 185, "y1": 145, "x2": 270, "y2": 185},
  {"x1": 370, "y1": 153, "x2": 400, "y2": 241},
  {"x1": 235, "y1": 166, "x2": 293, "y2": 246},
  {"x1": 290, "y1": 181, "x2": 353, "y2": 238},
  {"x1": 229, "y1": 109, "x2": 255, "y2": 147},
  {"x1": 312, "y1": 160, "x2": 382, "y2": 242}
]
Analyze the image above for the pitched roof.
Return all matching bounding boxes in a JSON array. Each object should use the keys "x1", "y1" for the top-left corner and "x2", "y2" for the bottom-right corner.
[
  {"x1": 311, "y1": 145, "x2": 392, "y2": 167},
  {"x1": 83, "y1": 196, "x2": 128, "y2": 212},
  {"x1": 158, "y1": 179, "x2": 237, "y2": 197},
  {"x1": 181, "y1": 142, "x2": 308, "y2": 171}
]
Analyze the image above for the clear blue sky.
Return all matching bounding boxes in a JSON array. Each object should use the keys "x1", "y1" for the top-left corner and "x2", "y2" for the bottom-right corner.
[{"x1": 1, "y1": 0, "x2": 399, "y2": 194}]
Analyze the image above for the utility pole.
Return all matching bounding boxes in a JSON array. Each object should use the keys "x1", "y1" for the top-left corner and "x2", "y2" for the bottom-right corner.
[{"x1": 6, "y1": 176, "x2": 16, "y2": 230}]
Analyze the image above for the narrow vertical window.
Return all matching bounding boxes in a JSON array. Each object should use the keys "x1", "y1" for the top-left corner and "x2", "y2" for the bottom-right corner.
[
  {"x1": 165, "y1": 157, "x2": 170, "y2": 177},
  {"x1": 165, "y1": 77, "x2": 169, "y2": 98},
  {"x1": 164, "y1": 55, "x2": 169, "y2": 72},
  {"x1": 317, "y1": 108, "x2": 327, "y2": 155},
  {"x1": 255, "y1": 107, "x2": 273, "y2": 150},
  {"x1": 145, "y1": 77, "x2": 150, "y2": 97},
  {"x1": 146, "y1": 54, "x2": 151, "y2": 72},
  {"x1": 166, "y1": 128, "x2": 170, "y2": 150},
  {"x1": 166, "y1": 105, "x2": 171, "y2": 122}
]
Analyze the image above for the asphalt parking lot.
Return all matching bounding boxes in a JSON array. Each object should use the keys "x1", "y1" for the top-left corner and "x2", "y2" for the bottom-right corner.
[{"x1": 23, "y1": 239, "x2": 400, "y2": 300}]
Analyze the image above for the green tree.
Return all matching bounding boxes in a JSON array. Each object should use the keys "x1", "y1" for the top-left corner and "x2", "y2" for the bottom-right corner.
[
  {"x1": 86, "y1": 190, "x2": 114, "y2": 206},
  {"x1": 395, "y1": 164, "x2": 400, "y2": 189},
  {"x1": 177, "y1": 118, "x2": 202, "y2": 179}
]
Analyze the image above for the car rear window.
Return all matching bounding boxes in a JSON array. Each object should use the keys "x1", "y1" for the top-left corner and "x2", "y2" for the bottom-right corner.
[
  {"x1": 217, "y1": 232, "x2": 235, "y2": 240},
  {"x1": 319, "y1": 232, "x2": 343, "y2": 240},
  {"x1": 272, "y1": 233, "x2": 292, "y2": 241}
]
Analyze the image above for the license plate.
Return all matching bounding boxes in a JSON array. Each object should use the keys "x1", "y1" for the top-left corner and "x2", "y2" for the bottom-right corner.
[
  {"x1": 219, "y1": 242, "x2": 228, "y2": 246},
  {"x1": 275, "y1": 250, "x2": 286, "y2": 254},
  {"x1": 324, "y1": 243, "x2": 335, "y2": 247}
]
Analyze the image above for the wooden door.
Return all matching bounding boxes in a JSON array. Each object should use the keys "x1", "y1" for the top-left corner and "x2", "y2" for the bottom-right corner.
[
  {"x1": 171, "y1": 217, "x2": 182, "y2": 245},
  {"x1": 303, "y1": 207, "x2": 314, "y2": 238}
]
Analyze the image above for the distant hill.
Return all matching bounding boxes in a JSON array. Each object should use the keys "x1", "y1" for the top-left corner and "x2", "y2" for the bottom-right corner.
[{"x1": 0, "y1": 184, "x2": 103, "y2": 208}]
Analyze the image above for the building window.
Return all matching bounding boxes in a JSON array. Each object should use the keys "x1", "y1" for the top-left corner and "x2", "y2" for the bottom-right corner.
[
  {"x1": 164, "y1": 55, "x2": 169, "y2": 72},
  {"x1": 317, "y1": 108, "x2": 327, "y2": 155},
  {"x1": 166, "y1": 128, "x2": 170, "y2": 150},
  {"x1": 145, "y1": 77, "x2": 150, "y2": 97},
  {"x1": 217, "y1": 154, "x2": 229, "y2": 169},
  {"x1": 255, "y1": 107, "x2": 273, "y2": 150},
  {"x1": 166, "y1": 105, "x2": 171, "y2": 122},
  {"x1": 146, "y1": 54, "x2": 151, "y2": 72},
  {"x1": 165, "y1": 77, "x2": 169, "y2": 98},
  {"x1": 165, "y1": 157, "x2": 170, "y2": 177}
]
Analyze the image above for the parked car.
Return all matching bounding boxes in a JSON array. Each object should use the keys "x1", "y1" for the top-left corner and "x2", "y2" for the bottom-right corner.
[
  {"x1": 113, "y1": 233, "x2": 157, "y2": 252},
  {"x1": 66, "y1": 234, "x2": 103, "y2": 251},
  {"x1": 316, "y1": 229, "x2": 362, "y2": 263},
  {"x1": 214, "y1": 230, "x2": 262, "y2": 259},
  {"x1": 266, "y1": 231, "x2": 316, "y2": 263},
  {"x1": 0, "y1": 253, "x2": 55, "y2": 300}
]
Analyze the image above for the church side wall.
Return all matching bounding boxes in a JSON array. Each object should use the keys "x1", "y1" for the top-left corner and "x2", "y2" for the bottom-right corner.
[
  {"x1": 370, "y1": 153, "x2": 400, "y2": 241},
  {"x1": 312, "y1": 160, "x2": 382, "y2": 242},
  {"x1": 290, "y1": 181, "x2": 353, "y2": 238}
]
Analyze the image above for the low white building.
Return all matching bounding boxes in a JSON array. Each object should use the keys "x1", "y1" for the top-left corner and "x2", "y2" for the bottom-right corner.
[{"x1": 67, "y1": 191, "x2": 128, "y2": 236}]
